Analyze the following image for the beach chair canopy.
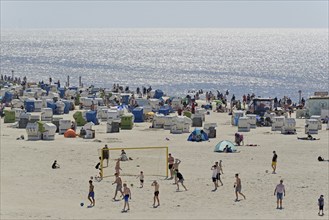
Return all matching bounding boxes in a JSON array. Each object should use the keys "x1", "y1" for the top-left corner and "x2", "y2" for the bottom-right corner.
[
  {"x1": 187, "y1": 128, "x2": 209, "y2": 142},
  {"x1": 214, "y1": 140, "x2": 237, "y2": 152}
]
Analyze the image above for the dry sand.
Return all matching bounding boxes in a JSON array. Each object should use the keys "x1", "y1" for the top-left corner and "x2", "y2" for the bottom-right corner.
[{"x1": 1, "y1": 109, "x2": 328, "y2": 219}]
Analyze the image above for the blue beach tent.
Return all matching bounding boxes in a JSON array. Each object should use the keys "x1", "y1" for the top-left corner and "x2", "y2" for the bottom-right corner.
[{"x1": 187, "y1": 128, "x2": 209, "y2": 142}]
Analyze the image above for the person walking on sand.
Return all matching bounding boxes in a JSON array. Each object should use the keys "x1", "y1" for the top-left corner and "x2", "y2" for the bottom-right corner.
[
  {"x1": 112, "y1": 173, "x2": 123, "y2": 200},
  {"x1": 234, "y1": 173, "x2": 246, "y2": 202},
  {"x1": 318, "y1": 195, "x2": 324, "y2": 216},
  {"x1": 115, "y1": 158, "x2": 122, "y2": 175},
  {"x1": 136, "y1": 171, "x2": 144, "y2": 188},
  {"x1": 168, "y1": 153, "x2": 174, "y2": 179},
  {"x1": 151, "y1": 180, "x2": 160, "y2": 207},
  {"x1": 122, "y1": 183, "x2": 131, "y2": 212},
  {"x1": 274, "y1": 179, "x2": 285, "y2": 209},
  {"x1": 211, "y1": 165, "x2": 219, "y2": 191},
  {"x1": 102, "y1": 144, "x2": 109, "y2": 167},
  {"x1": 218, "y1": 160, "x2": 224, "y2": 174},
  {"x1": 272, "y1": 151, "x2": 278, "y2": 174},
  {"x1": 176, "y1": 170, "x2": 187, "y2": 191},
  {"x1": 172, "y1": 158, "x2": 181, "y2": 184},
  {"x1": 95, "y1": 157, "x2": 103, "y2": 181},
  {"x1": 215, "y1": 161, "x2": 223, "y2": 186},
  {"x1": 88, "y1": 180, "x2": 95, "y2": 207}
]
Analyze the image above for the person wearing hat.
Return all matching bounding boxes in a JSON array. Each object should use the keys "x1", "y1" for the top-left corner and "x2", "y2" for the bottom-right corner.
[{"x1": 318, "y1": 195, "x2": 324, "y2": 216}]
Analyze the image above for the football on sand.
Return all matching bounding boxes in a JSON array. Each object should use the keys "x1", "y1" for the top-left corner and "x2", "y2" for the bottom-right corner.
[{"x1": 80, "y1": 202, "x2": 84, "y2": 207}]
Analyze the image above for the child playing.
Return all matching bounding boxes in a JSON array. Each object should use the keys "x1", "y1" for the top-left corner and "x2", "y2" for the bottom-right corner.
[{"x1": 136, "y1": 171, "x2": 144, "y2": 188}]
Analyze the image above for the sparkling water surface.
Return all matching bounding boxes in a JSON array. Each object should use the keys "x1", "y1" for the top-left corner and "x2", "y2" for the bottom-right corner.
[{"x1": 1, "y1": 28, "x2": 328, "y2": 100}]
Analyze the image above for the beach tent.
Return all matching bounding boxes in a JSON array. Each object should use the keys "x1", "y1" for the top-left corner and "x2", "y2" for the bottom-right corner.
[
  {"x1": 187, "y1": 128, "x2": 209, "y2": 142},
  {"x1": 64, "y1": 129, "x2": 76, "y2": 138},
  {"x1": 214, "y1": 140, "x2": 237, "y2": 152}
]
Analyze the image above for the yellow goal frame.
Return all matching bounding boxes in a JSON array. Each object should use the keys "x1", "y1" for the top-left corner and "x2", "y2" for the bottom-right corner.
[{"x1": 98, "y1": 146, "x2": 169, "y2": 178}]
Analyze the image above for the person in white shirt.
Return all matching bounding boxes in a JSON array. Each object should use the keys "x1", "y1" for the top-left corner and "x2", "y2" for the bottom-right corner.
[
  {"x1": 274, "y1": 179, "x2": 286, "y2": 209},
  {"x1": 211, "y1": 165, "x2": 219, "y2": 191}
]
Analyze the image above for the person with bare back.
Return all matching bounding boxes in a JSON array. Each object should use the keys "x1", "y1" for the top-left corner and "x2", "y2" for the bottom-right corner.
[
  {"x1": 234, "y1": 173, "x2": 246, "y2": 202},
  {"x1": 112, "y1": 173, "x2": 123, "y2": 200},
  {"x1": 115, "y1": 158, "x2": 122, "y2": 175},
  {"x1": 151, "y1": 180, "x2": 160, "y2": 208}
]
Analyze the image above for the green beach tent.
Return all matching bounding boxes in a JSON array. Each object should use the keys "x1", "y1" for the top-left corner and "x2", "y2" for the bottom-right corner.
[{"x1": 214, "y1": 140, "x2": 237, "y2": 153}]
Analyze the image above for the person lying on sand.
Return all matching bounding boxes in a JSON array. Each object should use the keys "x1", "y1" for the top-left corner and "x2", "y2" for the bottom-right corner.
[
  {"x1": 245, "y1": 144, "x2": 260, "y2": 146},
  {"x1": 318, "y1": 156, "x2": 329, "y2": 162},
  {"x1": 297, "y1": 134, "x2": 320, "y2": 140}
]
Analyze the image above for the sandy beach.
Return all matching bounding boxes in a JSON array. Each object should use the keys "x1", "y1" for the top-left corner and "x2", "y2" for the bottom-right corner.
[{"x1": 0, "y1": 107, "x2": 328, "y2": 220}]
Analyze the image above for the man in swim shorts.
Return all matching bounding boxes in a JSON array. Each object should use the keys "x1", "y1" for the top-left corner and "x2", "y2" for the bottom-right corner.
[
  {"x1": 234, "y1": 173, "x2": 246, "y2": 202},
  {"x1": 168, "y1": 153, "x2": 174, "y2": 179},
  {"x1": 122, "y1": 183, "x2": 131, "y2": 212},
  {"x1": 151, "y1": 180, "x2": 160, "y2": 207},
  {"x1": 88, "y1": 180, "x2": 95, "y2": 206},
  {"x1": 112, "y1": 173, "x2": 123, "y2": 200}
]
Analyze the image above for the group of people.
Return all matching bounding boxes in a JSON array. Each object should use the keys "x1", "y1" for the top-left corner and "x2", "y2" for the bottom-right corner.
[
  {"x1": 84, "y1": 149, "x2": 324, "y2": 215},
  {"x1": 168, "y1": 153, "x2": 187, "y2": 191},
  {"x1": 87, "y1": 170, "x2": 160, "y2": 212},
  {"x1": 84, "y1": 145, "x2": 324, "y2": 215},
  {"x1": 47, "y1": 138, "x2": 327, "y2": 215},
  {"x1": 211, "y1": 161, "x2": 223, "y2": 191}
]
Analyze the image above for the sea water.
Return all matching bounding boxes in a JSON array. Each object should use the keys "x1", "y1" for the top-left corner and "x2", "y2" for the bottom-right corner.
[{"x1": 1, "y1": 28, "x2": 328, "y2": 101}]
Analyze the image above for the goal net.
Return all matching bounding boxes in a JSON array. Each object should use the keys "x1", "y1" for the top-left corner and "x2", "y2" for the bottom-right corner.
[{"x1": 98, "y1": 146, "x2": 168, "y2": 178}]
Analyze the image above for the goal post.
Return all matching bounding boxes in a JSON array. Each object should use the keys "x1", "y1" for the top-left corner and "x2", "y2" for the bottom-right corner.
[{"x1": 98, "y1": 146, "x2": 169, "y2": 178}]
